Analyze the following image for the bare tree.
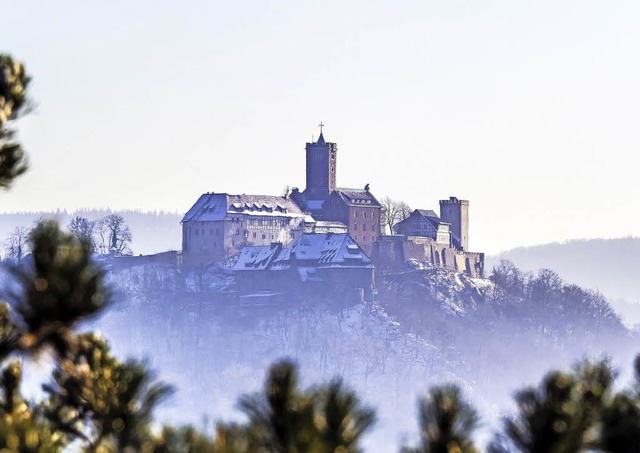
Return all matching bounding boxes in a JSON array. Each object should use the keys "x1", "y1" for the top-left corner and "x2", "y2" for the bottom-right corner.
[
  {"x1": 532, "y1": 268, "x2": 563, "y2": 308},
  {"x1": 96, "y1": 214, "x2": 132, "y2": 255},
  {"x1": 397, "y1": 201, "x2": 412, "y2": 224},
  {"x1": 3, "y1": 226, "x2": 29, "y2": 262},
  {"x1": 68, "y1": 216, "x2": 96, "y2": 252},
  {"x1": 380, "y1": 197, "x2": 412, "y2": 234},
  {"x1": 380, "y1": 197, "x2": 400, "y2": 234}
]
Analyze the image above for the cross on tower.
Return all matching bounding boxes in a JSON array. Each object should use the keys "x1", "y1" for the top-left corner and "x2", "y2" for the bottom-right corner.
[{"x1": 318, "y1": 122, "x2": 325, "y2": 134}]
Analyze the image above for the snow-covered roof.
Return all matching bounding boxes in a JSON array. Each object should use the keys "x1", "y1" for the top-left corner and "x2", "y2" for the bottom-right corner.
[
  {"x1": 182, "y1": 193, "x2": 228, "y2": 222},
  {"x1": 233, "y1": 233, "x2": 372, "y2": 272},
  {"x1": 270, "y1": 247, "x2": 291, "y2": 270},
  {"x1": 182, "y1": 193, "x2": 305, "y2": 223},
  {"x1": 334, "y1": 188, "x2": 381, "y2": 207},
  {"x1": 290, "y1": 233, "x2": 372, "y2": 267},
  {"x1": 233, "y1": 244, "x2": 282, "y2": 271}
]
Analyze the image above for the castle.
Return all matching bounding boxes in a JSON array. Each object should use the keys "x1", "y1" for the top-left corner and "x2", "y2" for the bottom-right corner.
[{"x1": 181, "y1": 126, "x2": 484, "y2": 285}]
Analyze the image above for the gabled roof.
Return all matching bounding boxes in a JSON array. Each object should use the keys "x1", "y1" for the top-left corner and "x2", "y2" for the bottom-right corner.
[
  {"x1": 398, "y1": 209, "x2": 463, "y2": 249},
  {"x1": 416, "y1": 209, "x2": 439, "y2": 220},
  {"x1": 182, "y1": 193, "x2": 228, "y2": 222},
  {"x1": 270, "y1": 247, "x2": 292, "y2": 270},
  {"x1": 233, "y1": 233, "x2": 373, "y2": 272},
  {"x1": 396, "y1": 209, "x2": 441, "y2": 238},
  {"x1": 233, "y1": 244, "x2": 282, "y2": 271},
  {"x1": 182, "y1": 193, "x2": 305, "y2": 222},
  {"x1": 317, "y1": 132, "x2": 326, "y2": 145},
  {"x1": 333, "y1": 188, "x2": 381, "y2": 207},
  {"x1": 290, "y1": 233, "x2": 372, "y2": 267}
]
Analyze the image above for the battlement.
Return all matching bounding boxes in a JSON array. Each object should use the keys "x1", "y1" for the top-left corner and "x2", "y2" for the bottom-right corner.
[
  {"x1": 306, "y1": 141, "x2": 337, "y2": 148},
  {"x1": 439, "y1": 196, "x2": 469, "y2": 205}
]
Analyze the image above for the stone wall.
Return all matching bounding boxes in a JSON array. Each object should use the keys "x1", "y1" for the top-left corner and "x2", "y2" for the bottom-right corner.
[{"x1": 372, "y1": 235, "x2": 484, "y2": 277}]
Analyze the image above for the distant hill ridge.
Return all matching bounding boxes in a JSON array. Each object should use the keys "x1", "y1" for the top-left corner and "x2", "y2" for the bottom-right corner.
[
  {"x1": 0, "y1": 210, "x2": 183, "y2": 255},
  {"x1": 489, "y1": 237, "x2": 640, "y2": 324}
]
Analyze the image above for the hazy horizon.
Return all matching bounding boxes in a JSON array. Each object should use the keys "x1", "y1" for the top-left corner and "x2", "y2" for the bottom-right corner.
[
  {"x1": 1, "y1": 208, "x2": 638, "y2": 256},
  {"x1": 4, "y1": 0, "x2": 639, "y2": 254}
]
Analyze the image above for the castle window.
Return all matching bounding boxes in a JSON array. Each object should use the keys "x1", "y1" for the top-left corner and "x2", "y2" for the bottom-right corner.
[
  {"x1": 372, "y1": 236, "x2": 375, "y2": 242},
  {"x1": 371, "y1": 212, "x2": 375, "y2": 218},
  {"x1": 262, "y1": 234, "x2": 266, "y2": 240},
  {"x1": 353, "y1": 212, "x2": 357, "y2": 218},
  {"x1": 362, "y1": 212, "x2": 366, "y2": 218},
  {"x1": 195, "y1": 230, "x2": 199, "y2": 236},
  {"x1": 232, "y1": 241, "x2": 235, "y2": 246},
  {"x1": 236, "y1": 229, "x2": 239, "y2": 235},
  {"x1": 210, "y1": 229, "x2": 213, "y2": 235},
  {"x1": 354, "y1": 224, "x2": 358, "y2": 231},
  {"x1": 253, "y1": 232, "x2": 256, "y2": 238}
]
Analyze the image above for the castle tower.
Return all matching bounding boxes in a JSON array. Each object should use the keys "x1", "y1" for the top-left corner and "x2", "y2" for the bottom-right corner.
[
  {"x1": 439, "y1": 196, "x2": 469, "y2": 251},
  {"x1": 304, "y1": 123, "x2": 337, "y2": 200}
]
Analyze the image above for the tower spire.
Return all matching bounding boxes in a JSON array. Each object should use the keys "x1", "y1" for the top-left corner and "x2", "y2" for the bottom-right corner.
[{"x1": 317, "y1": 122, "x2": 326, "y2": 145}]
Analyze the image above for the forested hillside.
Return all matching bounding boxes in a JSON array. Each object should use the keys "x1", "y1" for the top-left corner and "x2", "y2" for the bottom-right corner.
[
  {"x1": 89, "y1": 260, "x2": 635, "y2": 450},
  {"x1": 490, "y1": 238, "x2": 640, "y2": 325}
]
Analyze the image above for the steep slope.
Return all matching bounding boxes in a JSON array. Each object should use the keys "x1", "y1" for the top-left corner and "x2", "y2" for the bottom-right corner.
[{"x1": 92, "y1": 262, "x2": 635, "y2": 451}]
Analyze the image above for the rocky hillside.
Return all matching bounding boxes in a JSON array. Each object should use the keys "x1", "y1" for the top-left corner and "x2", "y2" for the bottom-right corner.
[{"x1": 87, "y1": 260, "x2": 636, "y2": 451}]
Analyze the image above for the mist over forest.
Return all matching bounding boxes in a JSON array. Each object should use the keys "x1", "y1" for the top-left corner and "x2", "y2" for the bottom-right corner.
[
  {"x1": 83, "y1": 258, "x2": 637, "y2": 450},
  {"x1": 1, "y1": 210, "x2": 639, "y2": 450},
  {"x1": 4, "y1": 2, "x2": 640, "y2": 446}
]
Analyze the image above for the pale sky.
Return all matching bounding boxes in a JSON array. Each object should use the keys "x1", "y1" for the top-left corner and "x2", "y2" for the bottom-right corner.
[{"x1": 2, "y1": 0, "x2": 639, "y2": 254}]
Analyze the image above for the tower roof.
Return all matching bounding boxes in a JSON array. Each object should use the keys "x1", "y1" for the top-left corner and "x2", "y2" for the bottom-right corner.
[{"x1": 317, "y1": 132, "x2": 325, "y2": 145}]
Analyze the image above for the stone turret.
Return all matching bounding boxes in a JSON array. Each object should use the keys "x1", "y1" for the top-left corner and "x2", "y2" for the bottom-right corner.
[{"x1": 439, "y1": 196, "x2": 469, "y2": 251}]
